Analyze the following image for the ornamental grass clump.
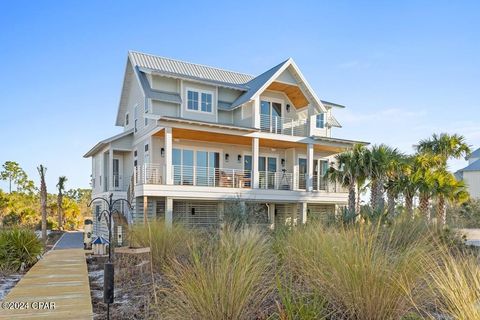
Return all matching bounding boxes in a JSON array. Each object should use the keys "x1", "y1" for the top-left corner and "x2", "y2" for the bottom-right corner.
[
  {"x1": 159, "y1": 227, "x2": 275, "y2": 320},
  {"x1": 280, "y1": 221, "x2": 436, "y2": 320},
  {"x1": 0, "y1": 228, "x2": 43, "y2": 273},
  {"x1": 129, "y1": 219, "x2": 197, "y2": 271},
  {"x1": 430, "y1": 252, "x2": 480, "y2": 320}
]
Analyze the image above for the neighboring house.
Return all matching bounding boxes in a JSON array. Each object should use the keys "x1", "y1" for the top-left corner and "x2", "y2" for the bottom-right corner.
[
  {"x1": 456, "y1": 147, "x2": 480, "y2": 199},
  {"x1": 84, "y1": 51, "x2": 367, "y2": 238}
]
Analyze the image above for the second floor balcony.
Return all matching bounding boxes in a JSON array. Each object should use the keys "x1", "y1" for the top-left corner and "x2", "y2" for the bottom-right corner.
[
  {"x1": 133, "y1": 164, "x2": 347, "y2": 193},
  {"x1": 260, "y1": 114, "x2": 308, "y2": 137}
]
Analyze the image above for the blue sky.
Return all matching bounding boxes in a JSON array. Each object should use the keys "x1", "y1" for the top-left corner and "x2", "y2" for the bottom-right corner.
[{"x1": 0, "y1": 1, "x2": 479, "y2": 192}]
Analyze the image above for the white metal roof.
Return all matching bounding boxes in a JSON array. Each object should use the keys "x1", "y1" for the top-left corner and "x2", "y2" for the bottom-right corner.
[{"x1": 129, "y1": 51, "x2": 254, "y2": 87}]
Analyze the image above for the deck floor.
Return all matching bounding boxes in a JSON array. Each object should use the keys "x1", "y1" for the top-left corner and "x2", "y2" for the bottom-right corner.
[{"x1": 0, "y1": 248, "x2": 93, "y2": 319}]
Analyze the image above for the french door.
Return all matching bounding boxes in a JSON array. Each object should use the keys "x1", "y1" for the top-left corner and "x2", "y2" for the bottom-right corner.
[{"x1": 260, "y1": 100, "x2": 282, "y2": 133}]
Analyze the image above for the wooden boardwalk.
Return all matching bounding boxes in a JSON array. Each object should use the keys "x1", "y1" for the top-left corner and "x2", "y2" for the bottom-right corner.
[{"x1": 0, "y1": 248, "x2": 93, "y2": 319}]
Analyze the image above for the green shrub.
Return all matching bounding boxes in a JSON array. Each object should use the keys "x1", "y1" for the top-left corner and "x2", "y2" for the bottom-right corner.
[
  {"x1": 0, "y1": 228, "x2": 43, "y2": 273},
  {"x1": 159, "y1": 227, "x2": 274, "y2": 320}
]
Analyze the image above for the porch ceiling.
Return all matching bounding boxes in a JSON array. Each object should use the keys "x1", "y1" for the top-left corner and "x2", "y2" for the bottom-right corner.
[
  {"x1": 259, "y1": 138, "x2": 344, "y2": 153},
  {"x1": 155, "y1": 128, "x2": 344, "y2": 154},
  {"x1": 266, "y1": 81, "x2": 309, "y2": 108},
  {"x1": 155, "y1": 127, "x2": 253, "y2": 145}
]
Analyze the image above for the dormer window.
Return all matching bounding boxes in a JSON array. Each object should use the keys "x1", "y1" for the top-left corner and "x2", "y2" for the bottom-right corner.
[
  {"x1": 316, "y1": 113, "x2": 325, "y2": 128},
  {"x1": 187, "y1": 89, "x2": 213, "y2": 113}
]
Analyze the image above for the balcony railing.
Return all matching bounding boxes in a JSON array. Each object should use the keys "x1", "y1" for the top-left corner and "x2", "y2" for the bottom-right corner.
[
  {"x1": 133, "y1": 163, "x2": 348, "y2": 193},
  {"x1": 135, "y1": 164, "x2": 163, "y2": 185},
  {"x1": 260, "y1": 114, "x2": 308, "y2": 136},
  {"x1": 173, "y1": 165, "x2": 251, "y2": 188},
  {"x1": 296, "y1": 174, "x2": 348, "y2": 193},
  {"x1": 259, "y1": 171, "x2": 294, "y2": 190},
  {"x1": 103, "y1": 175, "x2": 128, "y2": 191}
]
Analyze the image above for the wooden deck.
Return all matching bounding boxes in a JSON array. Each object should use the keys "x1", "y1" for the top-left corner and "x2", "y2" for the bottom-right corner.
[{"x1": 0, "y1": 249, "x2": 93, "y2": 319}]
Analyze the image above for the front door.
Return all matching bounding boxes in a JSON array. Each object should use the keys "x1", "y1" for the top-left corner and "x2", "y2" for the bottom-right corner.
[{"x1": 113, "y1": 159, "x2": 120, "y2": 188}]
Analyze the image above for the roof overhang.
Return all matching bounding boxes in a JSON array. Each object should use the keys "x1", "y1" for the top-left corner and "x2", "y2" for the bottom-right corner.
[
  {"x1": 83, "y1": 129, "x2": 134, "y2": 158},
  {"x1": 157, "y1": 116, "x2": 259, "y2": 132},
  {"x1": 311, "y1": 135, "x2": 369, "y2": 147}
]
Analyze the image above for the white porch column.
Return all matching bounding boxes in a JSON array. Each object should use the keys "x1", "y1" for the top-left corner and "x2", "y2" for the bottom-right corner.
[
  {"x1": 306, "y1": 143, "x2": 314, "y2": 191},
  {"x1": 164, "y1": 127, "x2": 173, "y2": 185},
  {"x1": 109, "y1": 147, "x2": 114, "y2": 190},
  {"x1": 301, "y1": 202, "x2": 308, "y2": 224},
  {"x1": 165, "y1": 197, "x2": 173, "y2": 228},
  {"x1": 269, "y1": 203, "x2": 275, "y2": 230},
  {"x1": 252, "y1": 137, "x2": 260, "y2": 189},
  {"x1": 253, "y1": 97, "x2": 260, "y2": 129},
  {"x1": 143, "y1": 196, "x2": 148, "y2": 225}
]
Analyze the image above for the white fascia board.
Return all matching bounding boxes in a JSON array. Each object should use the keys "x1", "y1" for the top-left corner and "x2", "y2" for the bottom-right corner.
[{"x1": 135, "y1": 184, "x2": 348, "y2": 203}]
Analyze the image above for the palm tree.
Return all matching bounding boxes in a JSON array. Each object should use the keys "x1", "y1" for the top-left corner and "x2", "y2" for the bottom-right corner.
[
  {"x1": 384, "y1": 153, "x2": 406, "y2": 217},
  {"x1": 416, "y1": 133, "x2": 471, "y2": 164},
  {"x1": 353, "y1": 144, "x2": 371, "y2": 215},
  {"x1": 37, "y1": 165, "x2": 47, "y2": 243},
  {"x1": 369, "y1": 144, "x2": 402, "y2": 211},
  {"x1": 328, "y1": 150, "x2": 358, "y2": 215},
  {"x1": 416, "y1": 133, "x2": 471, "y2": 223},
  {"x1": 434, "y1": 171, "x2": 469, "y2": 226},
  {"x1": 411, "y1": 153, "x2": 443, "y2": 221},
  {"x1": 56, "y1": 176, "x2": 67, "y2": 230}
]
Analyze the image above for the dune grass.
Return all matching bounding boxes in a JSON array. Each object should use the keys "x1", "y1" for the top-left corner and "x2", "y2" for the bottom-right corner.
[
  {"x1": 128, "y1": 219, "x2": 197, "y2": 271},
  {"x1": 430, "y1": 252, "x2": 480, "y2": 319},
  {"x1": 279, "y1": 221, "x2": 437, "y2": 320},
  {"x1": 158, "y1": 227, "x2": 274, "y2": 320}
]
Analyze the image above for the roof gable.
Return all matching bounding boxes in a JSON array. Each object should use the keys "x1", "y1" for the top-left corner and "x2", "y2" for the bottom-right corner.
[{"x1": 228, "y1": 59, "x2": 327, "y2": 113}]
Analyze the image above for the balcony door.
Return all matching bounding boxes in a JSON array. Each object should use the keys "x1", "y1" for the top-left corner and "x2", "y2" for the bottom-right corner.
[
  {"x1": 259, "y1": 156, "x2": 277, "y2": 189},
  {"x1": 196, "y1": 151, "x2": 220, "y2": 186},
  {"x1": 173, "y1": 149, "x2": 194, "y2": 185},
  {"x1": 298, "y1": 158, "x2": 307, "y2": 190},
  {"x1": 313, "y1": 159, "x2": 329, "y2": 190},
  {"x1": 260, "y1": 100, "x2": 282, "y2": 133}
]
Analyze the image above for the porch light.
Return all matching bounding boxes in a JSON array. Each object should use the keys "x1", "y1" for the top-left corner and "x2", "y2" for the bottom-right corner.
[
  {"x1": 286, "y1": 104, "x2": 291, "y2": 112},
  {"x1": 225, "y1": 153, "x2": 230, "y2": 162},
  {"x1": 161, "y1": 148, "x2": 165, "y2": 157},
  {"x1": 237, "y1": 154, "x2": 242, "y2": 162},
  {"x1": 281, "y1": 159, "x2": 285, "y2": 167}
]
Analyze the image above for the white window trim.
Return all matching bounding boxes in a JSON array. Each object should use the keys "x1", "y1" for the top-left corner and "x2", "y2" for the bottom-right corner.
[
  {"x1": 125, "y1": 112, "x2": 130, "y2": 126},
  {"x1": 186, "y1": 87, "x2": 215, "y2": 114},
  {"x1": 316, "y1": 113, "x2": 325, "y2": 129}
]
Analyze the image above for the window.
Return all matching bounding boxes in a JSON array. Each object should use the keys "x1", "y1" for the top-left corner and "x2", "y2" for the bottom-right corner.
[
  {"x1": 144, "y1": 117, "x2": 148, "y2": 126},
  {"x1": 125, "y1": 113, "x2": 129, "y2": 126},
  {"x1": 134, "y1": 150, "x2": 137, "y2": 157},
  {"x1": 201, "y1": 92, "x2": 212, "y2": 112},
  {"x1": 187, "y1": 89, "x2": 213, "y2": 113},
  {"x1": 145, "y1": 144, "x2": 149, "y2": 152},
  {"x1": 134, "y1": 119, "x2": 138, "y2": 132},
  {"x1": 144, "y1": 100, "x2": 149, "y2": 113},
  {"x1": 187, "y1": 90, "x2": 199, "y2": 111},
  {"x1": 316, "y1": 113, "x2": 325, "y2": 128}
]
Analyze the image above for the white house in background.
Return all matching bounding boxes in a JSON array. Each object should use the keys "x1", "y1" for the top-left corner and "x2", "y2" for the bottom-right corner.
[
  {"x1": 456, "y1": 147, "x2": 480, "y2": 199},
  {"x1": 84, "y1": 51, "x2": 367, "y2": 238}
]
